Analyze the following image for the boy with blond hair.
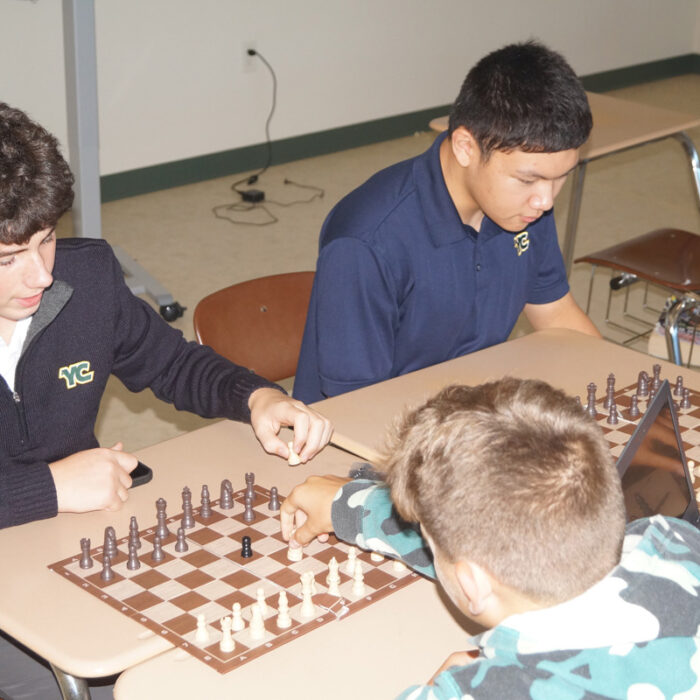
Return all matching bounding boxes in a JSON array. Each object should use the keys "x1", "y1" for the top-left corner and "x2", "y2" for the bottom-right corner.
[{"x1": 282, "y1": 378, "x2": 700, "y2": 698}]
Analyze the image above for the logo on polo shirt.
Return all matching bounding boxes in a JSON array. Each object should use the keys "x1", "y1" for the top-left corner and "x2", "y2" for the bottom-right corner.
[
  {"x1": 514, "y1": 231, "x2": 530, "y2": 256},
  {"x1": 58, "y1": 361, "x2": 95, "y2": 389}
]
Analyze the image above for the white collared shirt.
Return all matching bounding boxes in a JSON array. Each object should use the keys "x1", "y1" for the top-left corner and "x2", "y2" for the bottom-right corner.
[{"x1": 0, "y1": 317, "x2": 32, "y2": 392}]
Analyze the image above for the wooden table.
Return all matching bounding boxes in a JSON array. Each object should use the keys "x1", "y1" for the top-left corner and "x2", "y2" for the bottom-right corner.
[
  {"x1": 430, "y1": 92, "x2": 700, "y2": 273},
  {"x1": 114, "y1": 329, "x2": 700, "y2": 699},
  {"x1": 0, "y1": 423, "x2": 359, "y2": 699}
]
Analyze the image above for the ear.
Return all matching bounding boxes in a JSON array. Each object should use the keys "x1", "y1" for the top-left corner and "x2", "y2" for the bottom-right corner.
[
  {"x1": 454, "y1": 560, "x2": 494, "y2": 616},
  {"x1": 450, "y1": 127, "x2": 480, "y2": 168}
]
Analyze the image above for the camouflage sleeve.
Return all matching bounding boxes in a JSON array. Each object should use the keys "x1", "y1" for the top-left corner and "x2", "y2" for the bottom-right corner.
[{"x1": 331, "y1": 479, "x2": 435, "y2": 578}]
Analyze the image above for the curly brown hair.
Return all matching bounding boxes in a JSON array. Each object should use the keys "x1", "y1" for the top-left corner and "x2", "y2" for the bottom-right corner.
[{"x1": 0, "y1": 103, "x2": 74, "y2": 244}]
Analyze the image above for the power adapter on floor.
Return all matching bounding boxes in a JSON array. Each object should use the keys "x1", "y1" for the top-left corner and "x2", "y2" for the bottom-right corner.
[{"x1": 241, "y1": 189, "x2": 265, "y2": 203}]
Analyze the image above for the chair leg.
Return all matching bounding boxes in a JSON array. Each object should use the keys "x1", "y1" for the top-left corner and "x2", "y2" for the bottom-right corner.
[
  {"x1": 665, "y1": 294, "x2": 700, "y2": 366},
  {"x1": 672, "y1": 132, "x2": 700, "y2": 212}
]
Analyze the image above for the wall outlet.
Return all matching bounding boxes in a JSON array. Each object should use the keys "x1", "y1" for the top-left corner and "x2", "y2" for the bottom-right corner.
[{"x1": 243, "y1": 42, "x2": 257, "y2": 72}]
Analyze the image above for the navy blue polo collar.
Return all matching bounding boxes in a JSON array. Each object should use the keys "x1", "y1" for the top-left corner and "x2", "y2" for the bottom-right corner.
[{"x1": 414, "y1": 131, "x2": 509, "y2": 248}]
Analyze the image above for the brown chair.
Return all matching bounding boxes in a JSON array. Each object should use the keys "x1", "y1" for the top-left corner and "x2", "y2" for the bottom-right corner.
[
  {"x1": 193, "y1": 272, "x2": 315, "y2": 382},
  {"x1": 575, "y1": 228, "x2": 700, "y2": 366}
]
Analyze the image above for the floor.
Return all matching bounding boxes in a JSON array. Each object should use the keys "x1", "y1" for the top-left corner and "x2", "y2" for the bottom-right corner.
[{"x1": 56, "y1": 74, "x2": 700, "y2": 453}]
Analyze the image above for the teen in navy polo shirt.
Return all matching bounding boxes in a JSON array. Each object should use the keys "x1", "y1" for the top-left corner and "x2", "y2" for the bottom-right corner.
[{"x1": 294, "y1": 42, "x2": 601, "y2": 404}]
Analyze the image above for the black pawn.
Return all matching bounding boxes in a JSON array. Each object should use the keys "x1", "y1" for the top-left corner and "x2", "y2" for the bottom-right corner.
[
  {"x1": 79, "y1": 537, "x2": 93, "y2": 570},
  {"x1": 674, "y1": 375, "x2": 684, "y2": 397},
  {"x1": 175, "y1": 527, "x2": 189, "y2": 553},
  {"x1": 241, "y1": 535, "x2": 253, "y2": 558},
  {"x1": 100, "y1": 554, "x2": 114, "y2": 582},
  {"x1": 243, "y1": 500, "x2": 255, "y2": 523},
  {"x1": 200, "y1": 485, "x2": 212, "y2": 519},
  {"x1": 607, "y1": 404, "x2": 619, "y2": 425},
  {"x1": 268, "y1": 487, "x2": 280, "y2": 511},
  {"x1": 127, "y1": 542, "x2": 140, "y2": 571},
  {"x1": 155, "y1": 498, "x2": 170, "y2": 539},
  {"x1": 628, "y1": 394, "x2": 640, "y2": 419},
  {"x1": 151, "y1": 534, "x2": 165, "y2": 563},
  {"x1": 681, "y1": 388, "x2": 691, "y2": 410}
]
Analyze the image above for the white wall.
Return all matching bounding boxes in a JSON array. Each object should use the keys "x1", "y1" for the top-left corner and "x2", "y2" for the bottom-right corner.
[{"x1": 2, "y1": 0, "x2": 698, "y2": 176}]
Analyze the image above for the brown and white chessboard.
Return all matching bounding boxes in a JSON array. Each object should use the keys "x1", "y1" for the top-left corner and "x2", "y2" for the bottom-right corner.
[
  {"x1": 49, "y1": 484, "x2": 419, "y2": 674},
  {"x1": 591, "y1": 371, "x2": 700, "y2": 471}
]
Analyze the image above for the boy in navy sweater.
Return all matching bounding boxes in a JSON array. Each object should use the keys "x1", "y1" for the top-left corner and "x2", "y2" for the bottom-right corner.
[{"x1": 282, "y1": 378, "x2": 700, "y2": 698}]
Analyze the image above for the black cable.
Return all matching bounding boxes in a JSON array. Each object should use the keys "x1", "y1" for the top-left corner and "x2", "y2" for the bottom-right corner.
[{"x1": 231, "y1": 49, "x2": 277, "y2": 194}]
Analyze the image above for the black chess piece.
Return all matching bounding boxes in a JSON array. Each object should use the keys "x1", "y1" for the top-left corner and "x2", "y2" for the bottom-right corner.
[
  {"x1": 151, "y1": 534, "x2": 165, "y2": 563},
  {"x1": 79, "y1": 537, "x2": 93, "y2": 570},
  {"x1": 155, "y1": 498, "x2": 170, "y2": 539},
  {"x1": 127, "y1": 542, "x2": 141, "y2": 571},
  {"x1": 129, "y1": 516, "x2": 141, "y2": 549},
  {"x1": 175, "y1": 527, "x2": 189, "y2": 553},
  {"x1": 628, "y1": 394, "x2": 640, "y2": 419},
  {"x1": 674, "y1": 375, "x2": 684, "y2": 397},
  {"x1": 681, "y1": 388, "x2": 691, "y2": 410},
  {"x1": 606, "y1": 404, "x2": 619, "y2": 425},
  {"x1": 181, "y1": 486, "x2": 195, "y2": 529},
  {"x1": 243, "y1": 501, "x2": 255, "y2": 523},
  {"x1": 268, "y1": 487, "x2": 281, "y2": 511},
  {"x1": 100, "y1": 554, "x2": 114, "y2": 582},
  {"x1": 220, "y1": 479, "x2": 233, "y2": 509},
  {"x1": 241, "y1": 535, "x2": 253, "y2": 558},
  {"x1": 200, "y1": 485, "x2": 212, "y2": 519}
]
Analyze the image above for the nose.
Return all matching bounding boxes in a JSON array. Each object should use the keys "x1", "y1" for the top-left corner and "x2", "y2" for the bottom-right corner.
[
  {"x1": 529, "y1": 181, "x2": 555, "y2": 212},
  {"x1": 26, "y1": 252, "x2": 53, "y2": 290}
]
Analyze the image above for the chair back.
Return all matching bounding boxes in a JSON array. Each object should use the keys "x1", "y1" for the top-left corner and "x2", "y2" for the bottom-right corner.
[{"x1": 193, "y1": 271, "x2": 315, "y2": 382}]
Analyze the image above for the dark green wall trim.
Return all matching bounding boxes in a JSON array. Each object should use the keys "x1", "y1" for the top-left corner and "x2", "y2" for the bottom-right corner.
[
  {"x1": 100, "y1": 104, "x2": 451, "y2": 202},
  {"x1": 101, "y1": 53, "x2": 700, "y2": 202}
]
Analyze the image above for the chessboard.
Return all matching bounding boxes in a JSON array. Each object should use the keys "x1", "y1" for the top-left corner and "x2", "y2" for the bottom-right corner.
[
  {"x1": 48, "y1": 481, "x2": 418, "y2": 674},
  {"x1": 588, "y1": 366, "x2": 700, "y2": 477}
]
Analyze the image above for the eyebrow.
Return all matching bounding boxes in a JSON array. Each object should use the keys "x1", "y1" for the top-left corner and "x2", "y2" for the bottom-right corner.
[
  {"x1": 0, "y1": 228, "x2": 55, "y2": 258},
  {"x1": 515, "y1": 164, "x2": 578, "y2": 180}
]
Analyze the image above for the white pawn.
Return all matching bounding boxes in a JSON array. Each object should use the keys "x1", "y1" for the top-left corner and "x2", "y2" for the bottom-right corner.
[
  {"x1": 276, "y1": 591, "x2": 292, "y2": 629},
  {"x1": 231, "y1": 602, "x2": 245, "y2": 632},
  {"x1": 326, "y1": 557, "x2": 341, "y2": 597},
  {"x1": 219, "y1": 616, "x2": 235, "y2": 653},
  {"x1": 287, "y1": 534, "x2": 303, "y2": 562},
  {"x1": 249, "y1": 604, "x2": 266, "y2": 640},
  {"x1": 345, "y1": 546, "x2": 357, "y2": 575},
  {"x1": 256, "y1": 587, "x2": 268, "y2": 616},
  {"x1": 352, "y1": 559, "x2": 366, "y2": 596},
  {"x1": 392, "y1": 558, "x2": 407, "y2": 573},
  {"x1": 287, "y1": 441, "x2": 302, "y2": 466},
  {"x1": 195, "y1": 613, "x2": 209, "y2": 644},
  {"x1": 300, "y1": 584, "x2": 316, "y2": 618},
  {"x1": 370, "y1": 551, "x2": 384, "y2": 562}
]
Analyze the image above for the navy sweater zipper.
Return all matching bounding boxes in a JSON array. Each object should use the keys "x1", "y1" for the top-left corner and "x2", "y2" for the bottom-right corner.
[{"x1": 12, "y1": 390, "x2": 28, "y2": 445}]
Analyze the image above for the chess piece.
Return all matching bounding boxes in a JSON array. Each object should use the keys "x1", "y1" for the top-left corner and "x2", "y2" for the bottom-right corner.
[
  {"x1": 243, "y1": 500, "x2": 255, "y2": 523},
  {"x1": 276, "y1": 592, "x2": 292, "y2": 629},
  {"x1": 103, "y1": 526, "x2": 118, "y2": 560},
  {"x1": 370, "y1": 551, "x2": 384, "y2": 562},
  {"x1": 249, "y1": 605, "x2": 266, "y2": 640},
  {"x1": 129, "y1": 516, "x2": 141, "y2": 549},
  {"x1": 681, "y1": 388, "x2": 691, "y2": 410},
  {"x1": 219, "y1": 616, "x2": 235, "y2": 653},
  {"x1": 637, "y1": 371, "x2": 649, "y2": 397},
  {"x1": 287, "y1": 441, "x2": 301, "y2": 466},
  {"x1": 175, "y1": 527, "x2": 188, "y2": 553},
  {"x1": 241, "y1": 535, "x2": 253, "y2": 558},
  {"x1": 345, "y1": 546, "x2": 358, "y2": 575},
  {"x1": 200, "y1": 485, "x2": 212, "y2": 519},
  {"x1": 151, "y1": 534, "x2": 165, "y2": 563},
  {"x1": 351, "y1": 559, "x2": 365, "y2": 596},
  {"x1": 245, "y1": 472, "x2": 255, "y2": 500},
  {"x1": 181, "y1": 486, "x2": 195, "y2": 529},
  {"x1": 674, "y1": 375, "x2": 685, "y2": 397},
  {"x1": 606, "y1": 403, "x2": 619, "y2": 426},
  {"x1": 652, "y1": 364, "x2": 661, "y2": 391},
  {"x1": 268, "y1": 487, "x2": 280, "y2": 511},
  {"x1": 585, "y1": 382, "x2": 597, "y2": 418},
  {"x1": 231, "y1": 602, "x2": 245, "y2": 632},
  {"x1": 127, "y1": 541, "x2": 140, "y2": 570},
  {"x1": 100, "y1": 554, "x2": 114, "y2": 582},
  {"x1": 79, "y1": 537, "x2": 93, "y2": 569},
  {"x1": 628, "y1": 394, "x2": 640, "y2": 419},
  {"x1": 287, "y1": 539, "x2": 303, "y2": 562},
  {"x1": 299, "y1": 583, "x2": 316, "y2": 619},
  {"x1": 155, "y1": 498, "x2": 170, "y2": 539},
  {"x1": 604, "y1": 373, "x2": 615, "y2": 409},
  {"x1": 195, "y1": 613, "x2": 209, "y2": 644},
  {"x1": 326, "y1": 557, "x2": 341, "y2": 596},
  {"x1": 301, "y1": 570, "x2": 317, "y2": 596},
  {"x1": 392, "y1": 558, "x2": 407, "y2": 572},
  {"x1": 220, "y1": 479, "x2": 233, "y2": 509},
  {"x1": 256, "y1": 587, "x2": 268, "y2": 615}
]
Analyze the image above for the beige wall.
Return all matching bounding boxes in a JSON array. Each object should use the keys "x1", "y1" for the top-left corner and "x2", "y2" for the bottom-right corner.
[{"x1": 1, "y1": 0, "x2": 698, "y2": 176}]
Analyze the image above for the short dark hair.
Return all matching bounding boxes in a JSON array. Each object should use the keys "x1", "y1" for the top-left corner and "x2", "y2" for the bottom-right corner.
[
  {"x1": 448, "y1": 41, "x2": 592, "y2": 159},
  {"x1": 383, "y1": 378, "x2": 625, "y2": 604},
  {"x1": 0, "y1": 103, "x2": 74, "y2": 244}
]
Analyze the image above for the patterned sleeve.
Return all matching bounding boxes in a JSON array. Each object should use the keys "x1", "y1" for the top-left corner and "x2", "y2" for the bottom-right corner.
[{"x1": 331, "y1": 479, "x2": 436, "y2": 578}]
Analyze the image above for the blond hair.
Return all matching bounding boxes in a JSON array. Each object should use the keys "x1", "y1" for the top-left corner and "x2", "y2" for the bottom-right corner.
[{"x1": 383, "y1": 378, "x2": 625, "y2": 603}]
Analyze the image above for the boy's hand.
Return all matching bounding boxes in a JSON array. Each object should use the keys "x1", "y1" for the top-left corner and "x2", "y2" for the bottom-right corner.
[
  {"x1": 248, "y1": 388, "x2": 333, "y2": 462},
  {"x1": 280, "y1": 475, "x2": 351, "y2": 548},
  {"x1": 428, "y1": 649, "x2": 480, "y2": 684},
  {"x1": 49, "y1": 442, "x2": 138, "y2": 513}
]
